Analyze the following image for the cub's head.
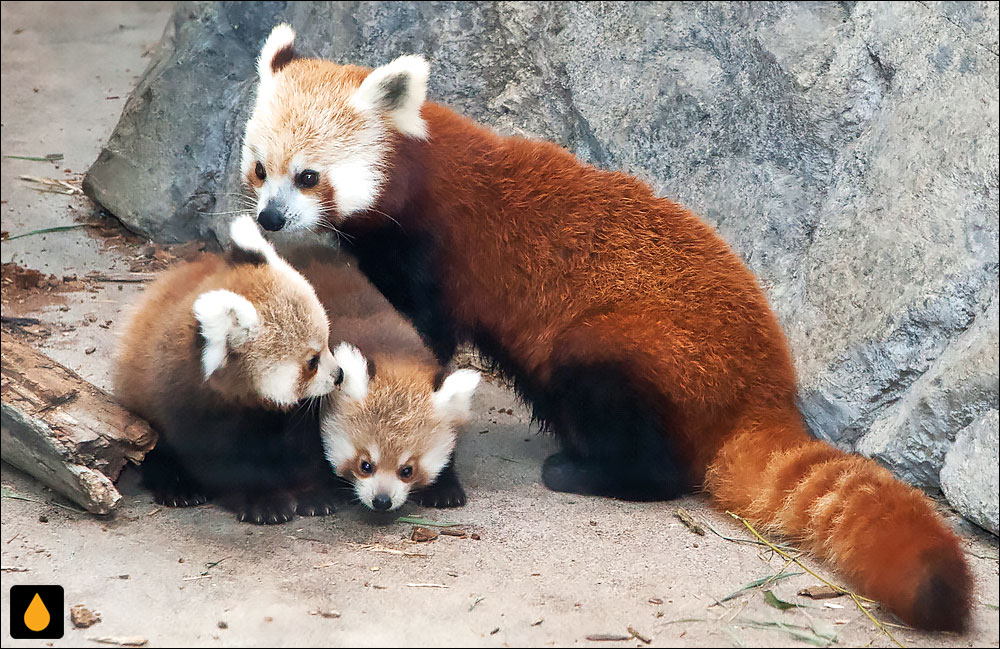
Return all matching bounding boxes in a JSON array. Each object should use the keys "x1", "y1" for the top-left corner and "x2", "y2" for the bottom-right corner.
[
  {"x1": 320, "y1": 344, "x2": 480, "y2": 511},
  {"x1": 241, "y1": 23, "x2": 428, "y2": 233},
  {"x1": 193, "y1": 216, "x2": 340, "y2": 409}
]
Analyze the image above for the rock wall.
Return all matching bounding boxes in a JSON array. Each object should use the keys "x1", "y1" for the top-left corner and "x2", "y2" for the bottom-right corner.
[{"x1": 83, "y1": 1, "x2": 1000, "y2": 533}]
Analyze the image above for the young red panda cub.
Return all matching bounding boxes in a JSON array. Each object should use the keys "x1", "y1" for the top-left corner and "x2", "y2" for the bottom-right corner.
[
  {"x1": 114, "y1": 216, "x2": 342, "y2": 524},
  {"x1": 236, "y1": 24, "x2": 974, "y2": 629},
  {"x1": 292, "y1": 255, "x2": 480, "y2": 511}
]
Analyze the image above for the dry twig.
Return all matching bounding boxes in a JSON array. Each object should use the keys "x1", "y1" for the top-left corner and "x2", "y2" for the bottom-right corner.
[{"x1": 727, "y1": 511, "x2": 903, "y2": 648}]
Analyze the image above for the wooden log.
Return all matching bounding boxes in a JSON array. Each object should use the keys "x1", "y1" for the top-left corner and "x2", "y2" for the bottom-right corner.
[{"x1": 1, "y1": 335, "x2": 157, "y2": 514}]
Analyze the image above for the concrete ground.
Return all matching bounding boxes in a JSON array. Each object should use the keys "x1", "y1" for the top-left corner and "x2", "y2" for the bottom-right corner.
[{"x1": 1, "y1": 3, "x2": 998, "y2": 647}]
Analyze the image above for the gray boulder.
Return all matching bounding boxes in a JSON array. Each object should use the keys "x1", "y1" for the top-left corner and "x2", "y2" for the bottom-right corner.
[
  {"x1": 940, "y1": 409, "x2": 1000, "y2": 535},
  {"x1": 858, "y1": 290, "x2": 999, "y2": 488},
  {"x1": 83, "y1": 1, "x2": 999, "y2": 529}
]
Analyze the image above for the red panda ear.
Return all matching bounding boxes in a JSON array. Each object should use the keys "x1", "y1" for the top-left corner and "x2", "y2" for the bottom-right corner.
[
  {"x1": 351, "y1": 55, "x2": 430, "y2": 139},
  {"x1": 192, "y1": 290, "x2": 261, "y2": 379},
  {"x1": 227, "y1": 215, "x2": 279, "y2": 266},
  {"x1": 333, "y1": 342, "x2": 370, "y2": 401},
  {"x1": 258, "y1": 24, "x2": 296, "y2": 82},
  {"x1": 432, "y1": 370, "x2": 481, "y2": 424}
]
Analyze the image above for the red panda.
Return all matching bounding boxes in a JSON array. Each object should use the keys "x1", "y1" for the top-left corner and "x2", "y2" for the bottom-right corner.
[
  {"x1": 237, "y1": 25, "x2": 973, "y2": 629},
  {"x1": 291, "y1": 253, "x2": 480, "y2": 511},
  {"x1": 114, "y1": 216, "x2": 343, "y2": 524}
]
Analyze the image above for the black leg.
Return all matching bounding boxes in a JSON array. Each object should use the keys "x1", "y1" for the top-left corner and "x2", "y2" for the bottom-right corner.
[
  {"x1": 141, "y1": 446, "x2": 211, "y2": 507},
  {"x1": 542, "y1": 360, "x2": 690, "y2": 501},
  {"x1": 412, "y1": 455, "x2": 467, "y2": 508}
]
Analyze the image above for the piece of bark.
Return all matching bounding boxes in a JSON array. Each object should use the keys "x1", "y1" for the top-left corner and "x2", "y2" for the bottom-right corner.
[
  {"x1": 675, "y1": 507, "x2": 706, "y2": 536},
  {"x1": 411, "y1": 526, "x2": 439, "y2": 542},
  {"x1": 70, "y1": 604, "x2": 101, "y2": 628},
  {"x1": 798, "y1": 585, "x2": 845, "y2": 600},
  {"x1": 1, "y1": 336, "x2": 156, "y2": 514}
]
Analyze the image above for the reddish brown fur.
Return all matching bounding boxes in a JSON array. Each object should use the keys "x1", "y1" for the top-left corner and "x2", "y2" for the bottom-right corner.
[
  {"x1": 290, "y1": 250, "x2": 451, "y2": 490},
  {"x1": 115, "y1": 255, "x2": 249, "y2": 425},
  {"x1": 115, "y1": 252, "x2": 327, "y2": 422},
  {"x1": 262, "y1": 58, "x2": 972, "y2": 630},
  {"x1": 390, "y1": 104, "x2": 970, "y2": 630},
  {"x1": 287, "y1": 248, "x2": 438, "y2": 380}
]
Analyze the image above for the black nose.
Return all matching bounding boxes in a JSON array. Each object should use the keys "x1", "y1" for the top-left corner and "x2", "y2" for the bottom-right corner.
[
  {"x1": 371, "y1": 495, "x2": 392, "y2": 511},
  {"x1": 257, "y1": 205, "x2": 286, "y2": 231}
]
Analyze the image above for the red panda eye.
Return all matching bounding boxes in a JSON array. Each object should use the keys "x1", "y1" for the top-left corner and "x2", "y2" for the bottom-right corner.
[
  {"x1": 360, "y1": 460, "x2": 374, "y2": 475},
  {"x1": 255, "y1": 161, "x2": 266, "y2": 181},
  {"x1": 307, "y1": 354, "x2": 320, "y2": 372},
  {"x1": 297, "y1": 170, "x2": 320, "y2": 188},
  {"x1": 398, "y1": 465, "x2": 413, "y2": 480}
]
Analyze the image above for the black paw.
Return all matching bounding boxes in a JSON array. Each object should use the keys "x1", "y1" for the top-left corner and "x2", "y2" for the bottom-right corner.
[
  {"x1": 234, "y1": 493, "x2": 297, "y2": 525},
  {"x1": 413, "y1": 478, "x2": 467, "y2": 508},
  {"x1": 294, "y1": 491, "x2": 337, "y2": 517},
  {"x1": 154, "y1": 489, "x2": 210, "y2": 508},
  {"x1": 542, "y1": 452, "x2": 685, "y2": 501},
  {"x1": 541, "y1": 452, "x2": 600, "y2": 495},
  {"x1": 142, "y1": 448, "x2": 210, "y2": 507}
]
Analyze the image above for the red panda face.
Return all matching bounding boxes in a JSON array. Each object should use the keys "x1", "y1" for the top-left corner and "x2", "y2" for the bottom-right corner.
[
  {"x1": 241, "y1": 25, "x2": 429, "y2": 233},
  {"x1": 320, "y1": 344, "x2": 480, "y2": 511},
  {"x1": 195, "y1": 217, "x2": 340, "y2": 410},
  {"x1": 241, "y1": 287, "x2": 338, "y2": 409}
]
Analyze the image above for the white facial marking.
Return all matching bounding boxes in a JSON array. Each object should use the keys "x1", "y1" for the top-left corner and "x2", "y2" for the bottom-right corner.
[
  {"x1": 319, "y1": 419, "x2": 355, "y2": 474},
  {"x1": 258, "y1": 360, "x2": 299, "y2": 407},
  {"x1": 306, "y1": 347, "x2": 338, "y2": 398},
  {"x1": 255, "y1": 175, "x2": 324, "y2": 233},
  {"x1": 421, "y1": 432, "x2": 457, "y2": 485},
  {"x1": 334, "y1": 343, "x2": 369, "y2": 401},
  {"x1": 355, "y1": 472, "x2": 408, "y2": 511},
  {"x1": 432, "y1": 370, "x2": 481, "y2": 423},
  {"x1": 328, "y1": 160, "x2": 383, "y2": 216},
  {"x1": 192, "y1": 290, "x2": 260, "y2": 379}
]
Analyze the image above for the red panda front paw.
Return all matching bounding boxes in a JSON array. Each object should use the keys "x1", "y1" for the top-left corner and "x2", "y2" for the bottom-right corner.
[
  {"x1": 413, "y1": 474, "x2": 467, "y2": 508},
  {"x1": 413, "y1": 484, "x2": 466, "y2": 508},
  {"x1": 233, "y1": 492, "x2": 297, "y2": 525},
  {"x1": 154, "y1": 490, "x2": 210, "y2": 508},
  {"x1": 294, "y1": 490, "x2": 337, "y2": 517}
]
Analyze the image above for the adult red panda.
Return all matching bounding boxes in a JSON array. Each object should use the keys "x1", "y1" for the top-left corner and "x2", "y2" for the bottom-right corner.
[
  {"x1": 237, "y1": 25, "x2": 972, "y2": 629},
  {"x1": 115, "y1": 216, "x2": 343, "y2": 524}
]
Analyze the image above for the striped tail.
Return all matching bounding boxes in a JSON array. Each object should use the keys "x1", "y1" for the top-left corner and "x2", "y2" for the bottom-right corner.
[{"x1": 704, "y1": 406, "x2": 972, "y2": 631}]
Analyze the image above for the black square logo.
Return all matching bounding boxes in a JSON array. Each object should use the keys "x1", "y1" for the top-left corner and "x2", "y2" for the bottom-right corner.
[{"x1": 9, "y1": 585, "x2": 64, "y2": 639}]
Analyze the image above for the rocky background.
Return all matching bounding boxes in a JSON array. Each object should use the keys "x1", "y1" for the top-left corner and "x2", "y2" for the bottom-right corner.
[{"x1": 83, "y1": 1, "x2": 999, "y2": 534}]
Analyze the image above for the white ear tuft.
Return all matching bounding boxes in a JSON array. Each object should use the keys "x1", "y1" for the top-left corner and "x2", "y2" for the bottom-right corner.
[
  {"x1": 229, "y1": 215, "x2": 280, "y2": 265},
  {"x1": 351, "y1": 54, "x2": 430, "y2": 139},
  {"x1": 333, "y1": 342, "x2": 369, "y2": 402},
  {"x1": 258, "y1": 23, "x2": 296, "y2": 82},
  {"x1": 432, "y1": 369, "x2": 481, "y2": 424},
  {"x1": 193, "y1": 290, "x2": 260, "y2": 379}
]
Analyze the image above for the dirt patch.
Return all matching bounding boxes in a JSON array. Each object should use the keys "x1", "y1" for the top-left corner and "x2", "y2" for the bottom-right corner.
[
  {"x1": 0, "y1": 261, "x2": 84, "y2": 314},
  {"x1": 123, "y1": 238, "x2": 208, "y2": 273}
]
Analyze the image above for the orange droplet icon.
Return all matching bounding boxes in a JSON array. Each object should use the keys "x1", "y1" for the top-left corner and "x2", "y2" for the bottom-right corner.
[{"x1": 24, "y1": 592, "x2": 51, "y2": 632}]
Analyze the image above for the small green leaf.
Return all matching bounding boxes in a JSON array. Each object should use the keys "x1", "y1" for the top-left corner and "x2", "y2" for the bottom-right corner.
[
  {"x1": 763, "y1": 590, "x2": 802, "y2": 610},
  {"x1": 4, "y1": 153, "x2": 64, "y2": 162},
  {"x1": 719, "y1": 571, "x2": 803, "y2": 602},
  {"x1": 4, "y1": 224, "x2": 87, "y2": 241}
]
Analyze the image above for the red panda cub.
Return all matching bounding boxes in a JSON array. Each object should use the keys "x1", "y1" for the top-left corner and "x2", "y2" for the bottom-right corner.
[
  {"x1": 114, "y1": 216, "x2": 342, "y2": 524},
  {"x1": 238, "y1": 25, "x2": 972, "y2": 628},
  {"x1": 292, "y1": 255, "x2": 480, "y2": 511}
]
